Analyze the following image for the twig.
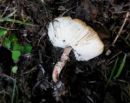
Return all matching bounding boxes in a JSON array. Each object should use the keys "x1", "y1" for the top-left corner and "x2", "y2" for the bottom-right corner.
[
  {"x1": 22, "y1": 66, "x2": 37, "y2": 75},
  {"x1": 112, "y1": 12, "x2": 129, "y2": 46},
  {"x1": 6, "y1": 9, "x2": 17, "y2": 18},
  {"x1": 107, "y1": 51, "x2": 122, "y2": 65},
  {"x1": 0, "y1": 73, "x2": 17, "y2": 103},
  {"x1": 0, "y1": 73, "x2": 15, "y2": 81},
  {"x1": 37, "y1": 32, "x2": 46, "y2": 45},
  {"x1": 55, "y1": 0, "x2": 70, "y2": 4},
  {"x1": 60, "y1": 6, "x2": 75, "y2": 17},
  {"x1": 1, "y1": 5, "x2": 10, "y2": 17}
]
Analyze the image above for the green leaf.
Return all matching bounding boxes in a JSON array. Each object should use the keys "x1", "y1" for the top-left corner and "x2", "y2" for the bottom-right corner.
[
  {"x1": 114, "y1": 54, "x2": 127, "y2": 79},
  {"x1": 9, "y1": 34, "x2": 18, "y2": 43},
  {"x1": 12, "y1": 50, "x2": 21, "y2": 62},
  {"x1": 23, "y1": 43, "x2": 32, "y2": 53},
  {"x1": 106, "y1": 57, "x2": 119, "y2": 87},
  {"x1": 11, "y1": 66, "x2": 18, "y2": 74},
  {"x1": 109, "y1": 58, "x2": 119, "y2": 80},
  {"x1": 3, "y1": 38, "x2": 11, "y2": 49},
  {"x1": 0, "y1": 29, "x2": 7, "y2": 37},
  {"x1": 13, "y1": 43, "x2": 23, "y2": 51}
]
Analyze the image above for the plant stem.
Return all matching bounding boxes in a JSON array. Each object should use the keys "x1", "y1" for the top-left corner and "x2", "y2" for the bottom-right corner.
[
  {"x1": 52, "y1": 47, "x2": 72, "y2": 82},
  {"x1": 11, "y1": 79, "x2": 16, "y2": 103}
]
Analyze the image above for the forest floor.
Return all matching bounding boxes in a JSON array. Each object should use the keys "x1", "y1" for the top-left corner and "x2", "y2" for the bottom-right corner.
[{"x1": 0, "y1": 0, "x2": 130, "y2": 103}]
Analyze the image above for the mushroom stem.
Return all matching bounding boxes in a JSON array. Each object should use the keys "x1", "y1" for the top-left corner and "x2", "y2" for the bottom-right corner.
[{"x1": 52, "y1": 47, "x2": 72, "y2": 82}]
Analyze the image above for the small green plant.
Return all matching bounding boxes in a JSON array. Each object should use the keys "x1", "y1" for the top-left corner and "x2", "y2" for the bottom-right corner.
[
  {"x1": 113, "y1": 54, "x2": 127, "y2": 79},
  {"x1": 106, "y1": 54, "x2": 127, "y2": 86},
  {"x1": 0, "y1": 29, "x2": 7, "y2": 36},
  {"x1": 0, "y1": 28, "x2": 32, "y2": 73},
  {"x1": 11, "y1": 66, "x2": 18, "y2": 74}
]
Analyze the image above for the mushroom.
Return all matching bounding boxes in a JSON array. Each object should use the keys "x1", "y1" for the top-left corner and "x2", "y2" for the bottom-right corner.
[{"x1": 48, "y1": 17, "x2": 104, "y2": 82}]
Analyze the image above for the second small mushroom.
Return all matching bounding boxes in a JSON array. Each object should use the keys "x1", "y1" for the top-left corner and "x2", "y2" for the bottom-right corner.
[{"x1": 48, "y1": 17, "x2": 104, "y2": 82}]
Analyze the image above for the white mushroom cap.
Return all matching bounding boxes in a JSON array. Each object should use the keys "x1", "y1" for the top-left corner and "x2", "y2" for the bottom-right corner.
[{"x1": 48, "y1": 17, "x2": 104, "y2": 61}]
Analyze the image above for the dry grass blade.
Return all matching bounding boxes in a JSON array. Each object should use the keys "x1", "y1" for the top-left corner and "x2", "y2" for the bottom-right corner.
[
  {"x1": 112, "y1": 12, "x2": 130, "y2": 46},
  {"x1": 0, "y1": 17, "x2": 35, "y2": 26}
]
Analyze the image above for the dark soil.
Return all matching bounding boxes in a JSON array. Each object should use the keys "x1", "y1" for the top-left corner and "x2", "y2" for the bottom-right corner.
[{"x1": 0, "y1": 0, "x2": 130, "y2": 103}]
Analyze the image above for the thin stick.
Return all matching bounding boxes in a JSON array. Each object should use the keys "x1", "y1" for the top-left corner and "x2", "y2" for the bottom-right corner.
[
  {"x1": 52, "y1": 47, "x2": 72, "y2": 82},
  {"x1": 112, "y1": 12, "x2": 129, "y2": 46}
]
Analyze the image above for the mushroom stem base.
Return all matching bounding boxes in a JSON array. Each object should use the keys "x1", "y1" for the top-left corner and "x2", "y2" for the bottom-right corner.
[{"x1": 52, "y1": 47, "x2": 72, "y2": 82}]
